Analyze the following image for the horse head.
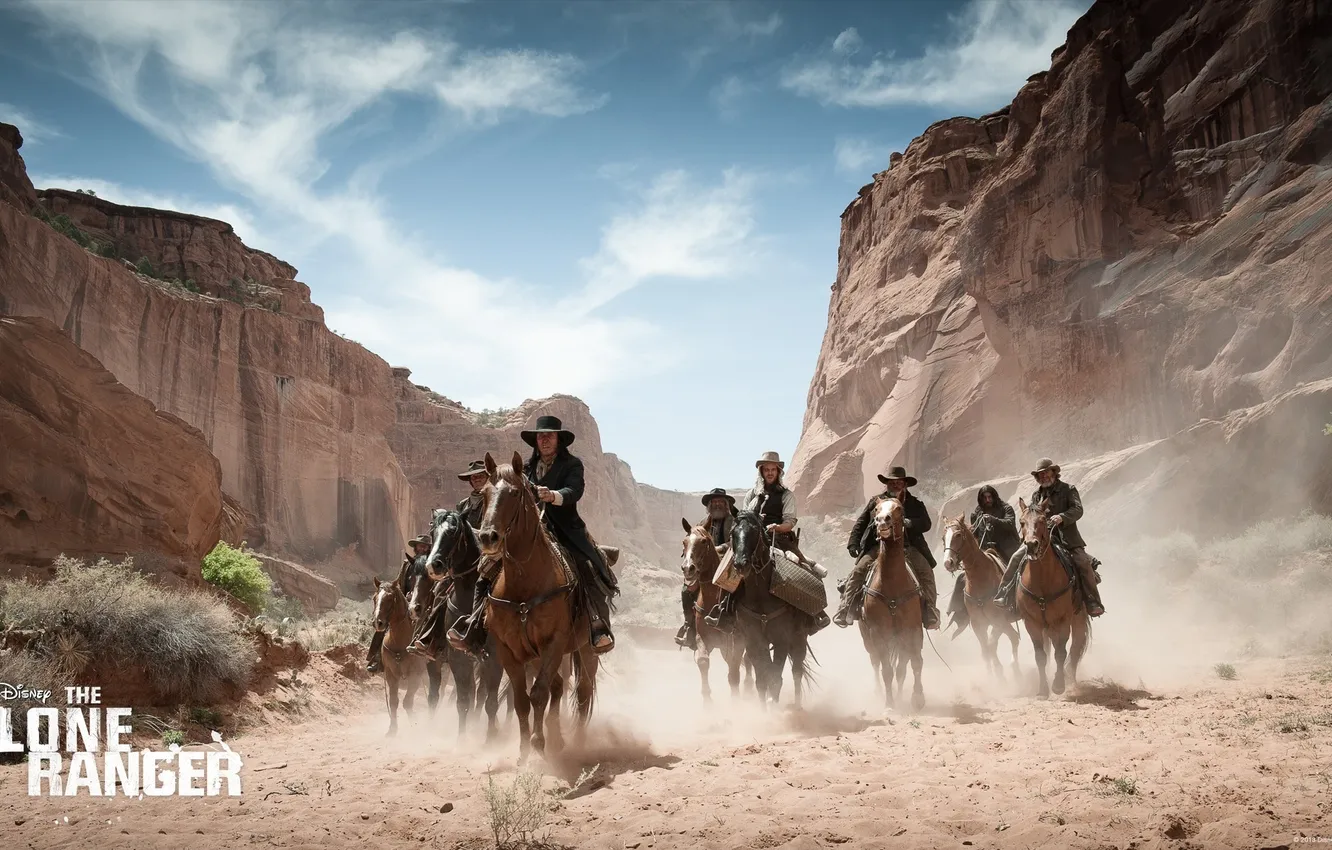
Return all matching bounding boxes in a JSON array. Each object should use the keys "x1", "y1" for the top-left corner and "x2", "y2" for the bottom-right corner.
[
  {"x1": 874, "y1": 496, "x2": 904, "y2": 545},
  {"x1": 941, "y1": 515, "x2": 963, "y2": 573},
  {"x1": 680, "y1": 519, "x2": 718, "y2": 587},
  {"x1": 477, "y1": 451, "x2": 531, "y2": 558},
  {"x1": 371, "y1": 576, "x2": 402, "y2": 633},
  {"x1": 1018, "y1": 497, "x2": 1051, "y2": 561},
  {"x1": 730, "y1": 510, "x2": 768, "y2": 576}
]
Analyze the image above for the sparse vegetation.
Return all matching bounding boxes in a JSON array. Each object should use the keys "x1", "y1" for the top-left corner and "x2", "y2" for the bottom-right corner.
[
  {"x1": 74, "y1": 188, "x2": 97, "y2": 197},
  {"x1": 189, "y1": 707, "x2": 223, "y2": 728},
  {"x1": 474, "y1": 407, "x2": 515, "y2": 428},
  {"x1": 294, "y1": 597, "x2": 373, "y2": 651},
  {"x1": 201, "y1": 541, "x2": 273, "y2": 613},
  {"x1": 162, "y1": 729, "x2": 185, "y2": 746},
  {"x1": 484, "y1": 770, "x2": 556, "y2": 846},
  {"x1": 1214, "y1": 663, "x2": 1237, "y2": 680},
  {"x1": 0, "y1": 556, "x2": 253, "y2": 704},
  {"x1": 32, "y1": 205, "x2": 116, "y2": 256}
]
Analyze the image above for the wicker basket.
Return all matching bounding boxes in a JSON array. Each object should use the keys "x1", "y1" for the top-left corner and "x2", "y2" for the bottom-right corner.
[
  {"x1": 712, "y1": 549, "x2": 741, "y2": 593},
  {"x1": 769, "y1": 552, "x2": 828, "y2": 615}
]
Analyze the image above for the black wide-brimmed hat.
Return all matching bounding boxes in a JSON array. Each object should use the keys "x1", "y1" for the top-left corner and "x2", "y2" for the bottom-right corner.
[
  {"x1": 408, "y1": 535, "x2": 431, "y2": 548},
  {"x1": 520, "y1": 414, "x2": 575, "y2": 448},
  {"x1": 877, "y1": 465, "x2": 918, "y2": 487},
  {"x1": 457, "y1": 459, "x2": 488, "y2": 481},
  {"x1": 1030, "y1": 457, "x2": 1061, "y2": 476},
  {"x1": 700, "y1": 488, "x2": 737, "y2": 509}
]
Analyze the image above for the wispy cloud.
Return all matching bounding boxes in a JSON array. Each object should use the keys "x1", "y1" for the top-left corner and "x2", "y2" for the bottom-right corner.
[
  {"x1": 15, "y1": 0, "x2": 759, "y2": 407},
  {"x1": 781, "y1": 0, "x2": 1085, "y2": 111},
  {"x1": 684, "y1": 4, "x2": 784, "y2": 71},
  {"x1": 710, "y1": 75, "x2": 759, "y2": 120},
  {"x1": 833, "y1": 137, "x2": 902, "y2": 178},
  {"x1": 0, "y1": 102, "x2": 63, "y2": 145}
]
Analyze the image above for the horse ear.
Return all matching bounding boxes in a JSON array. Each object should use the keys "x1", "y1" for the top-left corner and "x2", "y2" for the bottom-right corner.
[
  {"x1": 1017, "y1": 497, "x2": 1026, "y2": 511},
  {"x1": 373, "y1": 577, "x2": 381, "y2": 588},
  {"x1": 512, "y1": 450, "x2": 524, "y2": 474},
  {"x1": 681, "y1": 517, "x2": 692, "y2": 534},
  {"x1": 484, "y1": 452, "x2": 497, "y2": 479}
]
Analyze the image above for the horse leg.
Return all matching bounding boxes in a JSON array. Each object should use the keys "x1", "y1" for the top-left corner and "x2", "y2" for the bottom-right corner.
[
  {"x1": 769, "y1": 640, "x2": 789, "y2": 707},
  {"x1": 695, "y1": 633, "x2": 713, "y2": 703},
  {"x1": 546, "y1": 662, "x2": 566, "y2": 754},
  {"x1": 909, "y1": 631, "x2": 925, "y2": 713},
  {"x1": 789, "y1": 636, "x2": 808, "y2": 711},
  {"x1": 482, "y1": 655, "x2": 503, "y2": 744},
  {"x1": 969, "y1": 618, "x2": 993, "y2": 678},
  {"x1": 448, "y1": 652, "x2": 476, "y2": 740},
  {"x1": 573, "y1": 645, "x2": 598, "y2": 748},
  {"x1": 1051, "y1": 625, "x2": 1071, "y2": 696},
  {"x1": 527, "y1": 644, "x2": 564, "y2": 756},
  {"x1": 498, "y1": 648, "x2": 533, "y2": 764},
  {"x1": 724, "y1": 636, "x2": 742, "y2": 697},
  {"x1": 1068, "y1": 614, "x2": 1089, "y2": 689},
  {"x1": 1000, "y1": 618, "x2": 1022, "y2": 679},
  {"x1": 385, "y1": 673, "x2": 400, "y2": 737},
  {"x1": 1024, "y1": 620, "x2": 1049, "y2": 698}
]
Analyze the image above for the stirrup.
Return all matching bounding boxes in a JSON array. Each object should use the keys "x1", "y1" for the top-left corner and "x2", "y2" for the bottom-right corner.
[{"x1": 591, "y1": 626, "x2": 615, "y2": 654}]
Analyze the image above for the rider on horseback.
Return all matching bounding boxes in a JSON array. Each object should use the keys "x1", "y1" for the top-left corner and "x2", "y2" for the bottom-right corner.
[
  {"x1": 456, "y1": 459, "x2": 490, "y2": 527},
  {"x1": 833, "y1": 466, "x2": 941, "y2": 630},
  {"x1": 448, "y1": 415, "x2": 619, "y2": 655},
  {"x1": 368, "y1": 534, "x2": 431, "y2": 673},
  {"x1": 676, "y1": 488, "x2": 736, "y2": 650},
  {"x1": 992, "y1": 458, "x2": 1106, "y2": 617},
  {"x1": 945, "y1": 485, "x2": 1020, "y2": 626}
]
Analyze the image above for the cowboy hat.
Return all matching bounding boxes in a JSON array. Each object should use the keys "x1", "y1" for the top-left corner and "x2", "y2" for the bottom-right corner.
[
  {"x1": 754, "y1": 451, "x2": 785, "y2": 470},
  {"x1": 407, "y1": 535, "x2": 431, "y2": 548},
  {"x1": 456, "y1": 459, "x2": 489, "y2": 481},
  {"x1": 700, "y1": 487, "x2": 737, "y2": 509},
  {"x1": 877, "y1": 465, "x2": 918, "y2": 487},
  {"x1": 520, "y1": 414, "x2": 575, "y2": 448},
  {"x1": 1030, "y1": 457, "x2": 1061, "y2": 476}
]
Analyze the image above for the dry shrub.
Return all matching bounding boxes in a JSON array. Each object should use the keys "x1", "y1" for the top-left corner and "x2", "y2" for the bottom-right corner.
[
  {"x1": 484, "y1": 770, "x2": 556, "y2": 847},
  {"x1": 0, "y1": 652, "x2": 63, "y2": 756},
  {"x1": 294, "y1": 597, "x2": 373, "y2": 652},
  {"x1": 1, "y1": 556, "x2": 252, "y2": 704}
]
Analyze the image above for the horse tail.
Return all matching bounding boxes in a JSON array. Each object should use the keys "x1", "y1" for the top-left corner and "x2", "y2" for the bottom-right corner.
[
  {"x1": 794, "y1": 638, "x2": 820, "y2": 689},
  {"x1": 1072, "y1": 613, "x2": 1093, "y2": 667},
  {"x1": 570, "y1": 650, "x2": 597, "y2": 721}
]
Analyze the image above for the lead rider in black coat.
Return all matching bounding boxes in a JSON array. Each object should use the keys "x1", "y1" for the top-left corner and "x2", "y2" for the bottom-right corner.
[{"x1": 448, "y1": 415, "x2": 618, "y2": 655}]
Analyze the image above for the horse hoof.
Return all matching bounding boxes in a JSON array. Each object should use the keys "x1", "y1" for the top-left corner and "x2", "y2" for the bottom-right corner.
[
  {"x1": 1052, "y1": 678, "x2": 1066, "y2": 695},
  {"x1": 911, "y1": 693, "x2": 925, "y2": 712}
]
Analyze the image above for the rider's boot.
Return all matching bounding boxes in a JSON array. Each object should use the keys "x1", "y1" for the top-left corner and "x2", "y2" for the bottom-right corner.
[
  {"x1": 1073, "y1": 549, "x2": 1106, "y2": 617},
  {"x1": 447, "y1": 576, "x2": 492, "y2": 656},
  {"x1": 675, "y1": 585, "x2": 697, "y2": 649},
  {"x1": 833, "y1": 555, "x2": 872, "y2": 628},
  {"x1": 407, "y1": 598, "x2": 447, "y2": 661},
  {"x1": 365, "y1": 629, "x2": 385, "y2": 673},
  {"x1": 589, "y1": 592, "x2": 615, "y2": 654}
]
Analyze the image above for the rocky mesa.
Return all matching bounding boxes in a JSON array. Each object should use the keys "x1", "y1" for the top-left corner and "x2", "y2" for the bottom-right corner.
[{"x1": 791, "y1": 0, "x2": 1332, "y2": 519}]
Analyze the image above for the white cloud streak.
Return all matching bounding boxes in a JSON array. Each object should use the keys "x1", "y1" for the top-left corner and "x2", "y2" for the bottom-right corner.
[
  {"x1": 16, "y1": 0, "x2": 759, "y2": 405},
  {"x1": 781, "y1": 0, "x2": 1085, "y2": 111},
  {"x1": 833, "y1": 137, "x2": 901, "y2": 177},
  {"x1": 0, "y1": 102, "x2": 63, "y2": 145}
]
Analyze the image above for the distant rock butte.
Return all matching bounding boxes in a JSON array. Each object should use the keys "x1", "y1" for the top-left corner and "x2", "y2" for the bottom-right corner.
[
  {"x1": 791, "y1": 0, "x2": 1332, "y2": 518},
  {"x1": 0, "y1": 315, "x2": 223, "y2": 587}
]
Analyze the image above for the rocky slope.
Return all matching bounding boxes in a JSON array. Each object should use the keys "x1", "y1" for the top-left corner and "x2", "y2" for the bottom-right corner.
[
  {"x1": 0, "y1": 314, "x2": 223, "y2": 586},
  {"x1": 390, "y1": 375, "x2": 705, "y2": 570},
  {"x1": 0, "y1": 124, "x2": 414, "y2": 575},
  {"x1": 791, "y1": 0, "x2": 1332, "y2": 518}
]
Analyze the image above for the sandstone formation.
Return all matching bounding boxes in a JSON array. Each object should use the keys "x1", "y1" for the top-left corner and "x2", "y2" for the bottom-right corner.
[
  {"x1": 254, "y1": 553, "x2": 340, "y2": 616},
  {"x1": 389, "y1": 376, "x2": 703, "y2": 570},
  {"x1": 0, "y1": 314, "x2": 223, "y2": 584},
  {"x1": 0, "y1": 124, "x2": 413, "y2": 577},
  {"x1": 937, "y1": 377, "x2": 1332, "y2": 542},
  {"x1": 792, "y1": 0, "x2": 1332, "y2": 519}
]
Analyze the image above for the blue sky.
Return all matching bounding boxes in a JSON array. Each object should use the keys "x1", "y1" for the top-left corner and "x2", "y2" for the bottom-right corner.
[{"x1": 0, "y1": 0, "x2": 1089, "y2": 491}]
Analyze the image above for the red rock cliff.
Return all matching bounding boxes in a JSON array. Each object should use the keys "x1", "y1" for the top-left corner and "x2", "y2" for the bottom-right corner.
[
  {"x1": 792, "y1": 0, "x2": 1332, "y2": 516},
  {"x1": 0, "y1": 125, "x2": 413, "y2": 573}
]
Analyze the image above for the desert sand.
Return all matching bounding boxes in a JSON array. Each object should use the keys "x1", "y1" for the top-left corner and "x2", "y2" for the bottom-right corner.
[{"x1": 2, "y1": 616, "x2": 1330, "y2": 850}]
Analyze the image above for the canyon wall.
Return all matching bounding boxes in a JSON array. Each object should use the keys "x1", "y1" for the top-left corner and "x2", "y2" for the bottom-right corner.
[
  {"x1": 0, "y1": 124, "x2": 413, "y2": 574},
  {"x1": 0, "y1": 314, "x2": 223, "y2": 586},
  {"x1": 791, "y1": 0, "x2": 1332, "y2": 519}
]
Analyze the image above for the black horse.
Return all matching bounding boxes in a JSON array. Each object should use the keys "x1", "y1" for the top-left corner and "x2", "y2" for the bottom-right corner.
[
  {"x1": 411, "y1": 509, "x2": 504, "y2": 742},
  {"x1": 730, "y1": 510, "x2": 815, "y2": 709},
  {"x1": 400, "y1": 554, "x2": 445, "y2": 714}
]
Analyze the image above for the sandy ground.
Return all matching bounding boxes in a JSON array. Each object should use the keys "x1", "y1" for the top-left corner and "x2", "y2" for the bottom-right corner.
[{"x1": 2, "y1": 621, "x2": 1331, "y2": 850}]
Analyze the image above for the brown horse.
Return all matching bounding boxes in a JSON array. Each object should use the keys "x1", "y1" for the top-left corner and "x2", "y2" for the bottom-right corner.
[
  {"x1": 860, "y1": 497, "x2": 925, "y2": 711},
  {"x1": 371, "y1": 571, "x2": 427, "y2": 736},
  {"x1": 1015, "y1": 498, "x2": 1091, "y2": 697},
  {"x1": 940, "y1": 515, "x2": 1021, "y2": 681},
  {"x1": 476, "y1": 451, "x2": 602, "y2": 763},
  {"x1": 680, "y1": 519, "x2": 750, "y2": 702}
]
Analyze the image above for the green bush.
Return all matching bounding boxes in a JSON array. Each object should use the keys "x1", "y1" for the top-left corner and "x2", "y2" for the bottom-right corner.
[
  {"x1": 1, "y1": 556, "x2": 253, "y2": 704},
  {"x1": 201, "y1": 541, "x2": 272, "y2": 613},
  {"x1": 135, "y1": 256, "x2": 156, "y2": 277}
]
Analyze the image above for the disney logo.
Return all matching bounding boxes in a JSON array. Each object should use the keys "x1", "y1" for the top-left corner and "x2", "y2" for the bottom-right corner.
[{"x1": 0, "y1": 683, "x2": 54, "y2": 702}]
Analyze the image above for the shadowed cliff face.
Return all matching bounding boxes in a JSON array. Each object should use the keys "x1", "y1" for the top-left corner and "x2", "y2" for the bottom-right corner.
[
  {"x1": 792, "y1": 0, "x2": 1332, "y2": 518},
  {"x1": 0, "y1": 124, "x2": 414, "y2": 575}
]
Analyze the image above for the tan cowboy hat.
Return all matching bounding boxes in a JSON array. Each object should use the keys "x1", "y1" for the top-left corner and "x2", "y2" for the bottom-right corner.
[
  {"x1": 877, "y1": 465, "x2": 918, "y2": 487},
  {"x1": 456, "y1": 459, "x2": 488, "y2": 481},
  {"x1": 520, "y1": 414, "x2": 575, "y2": 447},
  {"x1": 1030, "y1": 457, "x2": 1061, "y2": 476},
  {"x1": 754, "y1": 451, "x2": 784, "y2": 470}
]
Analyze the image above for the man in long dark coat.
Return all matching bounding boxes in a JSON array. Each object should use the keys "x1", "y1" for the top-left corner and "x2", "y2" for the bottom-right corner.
[
  {"x1": 833, "y1": 466, "x2": 940, "y2": 629},
  {"x1": 676, "y1": 488, "x2": 737, "y2": 650},
  {"x1": 945, "y1": 484, "x2": 1020, "y2": 623}
]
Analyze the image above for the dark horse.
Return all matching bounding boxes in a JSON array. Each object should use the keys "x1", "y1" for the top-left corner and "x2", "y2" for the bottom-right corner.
[
  {"x1": 410, "y1": 509, "x2": 504, "y2": 742},
  {"x1": 729, "y1": 510, "x2": 814, "y2": 709},
  {"x1": 400, "y1": 554, "x2": 444, "y2": 714}
]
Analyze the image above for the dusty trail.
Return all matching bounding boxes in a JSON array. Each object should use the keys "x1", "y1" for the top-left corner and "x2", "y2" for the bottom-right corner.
[{"x1": 2, "y1": 624, "x2": 1330, "y2": 850}]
